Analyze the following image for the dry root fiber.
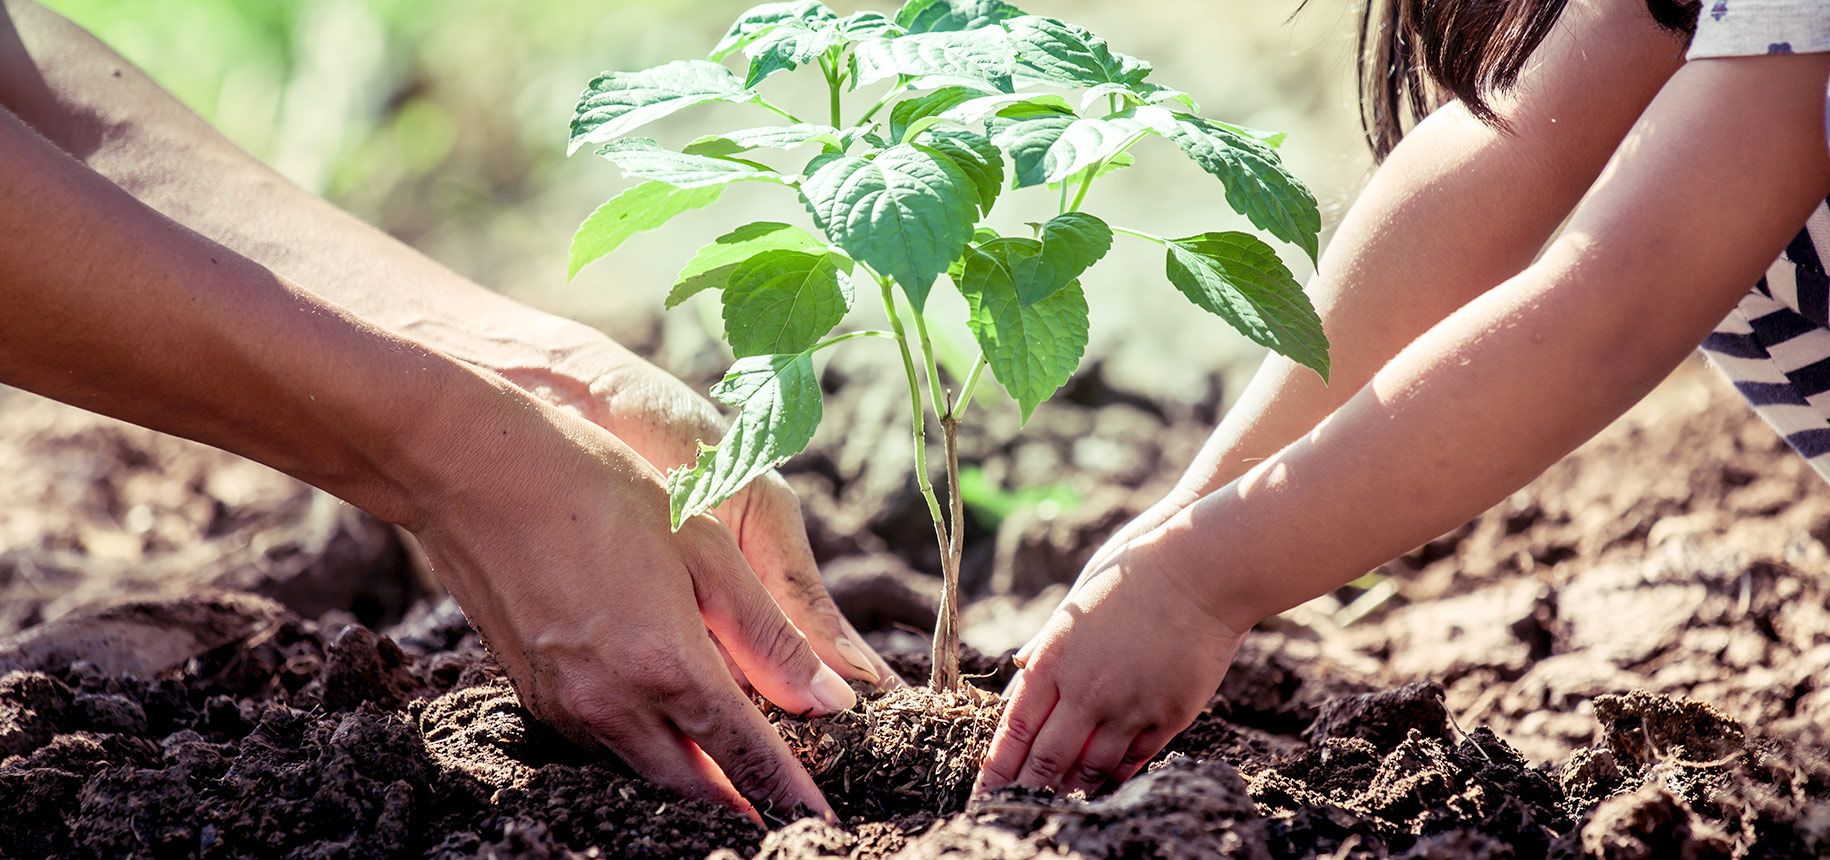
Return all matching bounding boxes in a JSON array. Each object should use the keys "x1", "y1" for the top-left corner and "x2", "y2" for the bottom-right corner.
[{"x1": 770, "y1": 684, "x2": 1003, "y2": 821}]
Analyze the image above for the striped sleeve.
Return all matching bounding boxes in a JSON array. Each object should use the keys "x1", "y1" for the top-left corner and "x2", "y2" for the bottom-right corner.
[{"x1": 1701, "y1": 201, "x2": 1830, "y2": 479}]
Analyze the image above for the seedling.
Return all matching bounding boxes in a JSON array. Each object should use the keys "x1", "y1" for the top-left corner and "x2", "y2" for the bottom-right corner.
[{"x1": 567, "y1": 0, "x2": 1328, "y2": 692}]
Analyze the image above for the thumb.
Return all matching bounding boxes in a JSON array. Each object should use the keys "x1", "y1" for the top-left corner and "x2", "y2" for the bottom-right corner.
[{"x1": 679, "y1": 517, "x2": 857, "y2": 717}]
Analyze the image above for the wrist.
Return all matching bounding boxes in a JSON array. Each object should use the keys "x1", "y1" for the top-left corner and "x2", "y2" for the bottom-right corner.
[{"x1": 1139, "y1": 510, "x2": 1268, "y2": 639}]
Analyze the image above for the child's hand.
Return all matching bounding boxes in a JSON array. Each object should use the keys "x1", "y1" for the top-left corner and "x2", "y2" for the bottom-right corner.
[{"x1": 974, "y1": 529, "x2": 1248, "y2": 797}]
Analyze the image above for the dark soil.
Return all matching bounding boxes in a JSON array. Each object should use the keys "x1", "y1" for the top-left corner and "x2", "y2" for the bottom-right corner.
[{"x1": 2, "y1": 358, "x2": 1828, "y2": 858}]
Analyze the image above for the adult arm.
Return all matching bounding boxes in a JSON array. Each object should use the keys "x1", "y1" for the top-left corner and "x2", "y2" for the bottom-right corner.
[
  {"x1": 0, "y1": 90, "x2": 857, "y2": 820},
  {"x1": 985, "y1": 51, "x2": 1830, "y2": 796},
  {"x1": 0, "y1": 0, "x2": 894, "y2": 689}
]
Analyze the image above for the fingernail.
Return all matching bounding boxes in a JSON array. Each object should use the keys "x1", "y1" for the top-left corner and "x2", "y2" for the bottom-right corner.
[
  {"x1": 810, "y1": 664, "x2": 857, "y2": 713},
  {"x1": 835, "y1": 637, "x2": 881, "y2": 685}
]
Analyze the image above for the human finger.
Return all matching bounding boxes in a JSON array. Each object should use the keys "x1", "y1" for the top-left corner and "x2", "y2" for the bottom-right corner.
[
  {"x1": 670, "y1": 676, "x2": 836, "y2": 823},
  {"x1": 710, "y1": 629, "x2": 753, "y2": 695},
  {"x1": 1013, "y1": 637, "x2": 1038, "y2": 668},
  {"x1": 723, "y1": 476, "x2": 897, "y2": 687},
  {"x1": 1109, "y1": 726, "x2": 1177, "y2": 787},
  {"x1": 591, "y1": 709, "x2": 759, "y2": 823},
  {"x1": 974, "y1": 669, "x2": 1057, "y2": 794},
  {"x1": 1011, "y1": 704, "x2": 1098, "y2": 791},
  {"x1": 680, "y1": 516, "x2": 856, "y2": 717},
  {"x1": 1057, "y1": 722, "x2": 1140, "y2": 796}
]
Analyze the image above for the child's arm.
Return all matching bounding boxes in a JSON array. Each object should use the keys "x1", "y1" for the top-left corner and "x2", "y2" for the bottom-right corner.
[
  {"x1": 980, "y1": 50, "x2": 1830, "y2": 797},
  {"x1": 1075, "y1": 0, "x2": 1688, "y2": 579}
]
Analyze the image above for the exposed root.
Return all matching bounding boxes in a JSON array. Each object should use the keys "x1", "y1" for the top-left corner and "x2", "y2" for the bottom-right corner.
[{"x1": 770, "y1": 684, "x2": 1003, "y2": 821}]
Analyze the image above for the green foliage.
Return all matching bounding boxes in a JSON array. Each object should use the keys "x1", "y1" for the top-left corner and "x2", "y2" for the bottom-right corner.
[
  {"x1": 669, "y1": 222, "x2": 827, "y2": 307},
  {"x1": 722, "y1": 250, "x2": 856, "y2": 357},
  {"x1": 594, "y1": 138, "x2": 788, "y2": 188},
  {"x1": 799, "y1": 144, "x2": 979, "y2": 311},
  {"x1": 988, "y1": 103, "x2": 1149, "y2": 189},
  {"x1": 569, "y1": 60, "x2": 754, "y2": 155},
  {"x1": 565, "y1": 0, "x2": 1332, "y2": 526},
  {"x1": 665, "y1": 352, "x2": 824, "y2": 528},
  {"x1": 567, "y1": 182, "x2": 725, "y2": 280},
  {"x1": 958, "y1": 250, "x2": 1090, "y2": 422},
  {"x1": 1165, "y1": 232, "x2": 1329, "y2": 380}
]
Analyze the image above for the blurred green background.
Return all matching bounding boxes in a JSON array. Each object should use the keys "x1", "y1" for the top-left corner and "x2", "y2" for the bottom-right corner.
[{"x1": 41, "y1": 0, "x2": 1372, "y2": 400}]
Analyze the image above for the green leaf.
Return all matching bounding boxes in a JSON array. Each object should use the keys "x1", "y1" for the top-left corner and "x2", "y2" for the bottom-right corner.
[
  {"x1": 1213, "y1": 119, "x2": 1287, "y2": 148},
  {"x1": 669, "y1": 222, "x2": 826, "y2": 307},
  {"x1": 965, "y1": 211, "x2": 1110, "y2": 308},
  {"x1": 683, "y1": 124, "x2": 843, "y2": 158},
  {"x1": 919, "y1": 128, "x2": 1003, "y2": 216},
  {"x1": 1045, "y1": 151, "x2": 1133, "y2": 190},
  {"x1": 1005, "y1": 16, "x2": 1151, "y2": 89},
  {"x1": 1135, "y1": 106, "x2": 1319, "y2": 263},
  {"x1": 894, "y1": 0, "x2": 1025, "y2": 34},
  {"x1": 568, "y1": 182, "x2": 725, "y2": 280},
  {"x1": 852, "y1": 30, "x2": 1016, "y2": 93},
  {"x1": 799, "y1": 143, "x2": 978, "y2": 310},
  {"x1": 722, "y1": 250, "x2": 854, "y2": 357},
  {"x1": 1164, "y1": 232, "x2": 1328, "y2": 379},
  {"x1": 888, "y1": 86, "x2": 983, "y2": 142},
  {"x1": 988, "y1": 103, "x2": 1151, "y2": 188},
  {"x1": 712, "y1": 1, "x2": 838, "y2": 59},
  {"x1": 741, "y1": 18, "x2": 844, "y2": 87},
  {"x1": 665, "y1": 352, "x2": 823, "y2": 528},
  {"x1": 569, "y1": 60, "x2": 754, "y2": 154},
  {"x1": 836, "y1": 10, "x2": 900, "y2": 39},
  {"x1": 957, "y1": 253, "x2": 1089, "y2": 422},
  {"x1": 939, "y1": 91, "x2": 1073, "y2": 126},
  {"x1": 594, "y1": 139, "x2": 787, "y2": 188},
  {"x1": 1078, "y1": 82, "x2": 1198, "y2": 114}
]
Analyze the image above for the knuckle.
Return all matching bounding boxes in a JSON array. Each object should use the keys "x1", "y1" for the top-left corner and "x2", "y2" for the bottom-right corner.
[
  {"x1": 631, "y1": 655, "x2": 700, "y2": 702},
  {"x1": 981, "y1": 754, "x2": 1020, "y2": 784},
  {"x1": 1072, "y1": 761, "x2": 1112, "y2": 785},
  {"x1": 549, "y1": 680, "x2": 622, "y2": 734},
  {"x1": 999, "y1": 712, "x2": 1040, "y2": 745},
  {"x1": 1023, "y1": 751, "x2": 1068, "y2": 783},
  {"x1": 722, "y1": 750, "x2": 794, "y2": 809},
  {"x1": 756, "y1": 616, "x2": 814, "y2": 672}
]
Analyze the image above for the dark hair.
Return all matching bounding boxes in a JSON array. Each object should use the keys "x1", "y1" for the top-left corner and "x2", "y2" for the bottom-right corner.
[{"x1": 1356, "y1": 0, "x2": 1699, "y2": 161}]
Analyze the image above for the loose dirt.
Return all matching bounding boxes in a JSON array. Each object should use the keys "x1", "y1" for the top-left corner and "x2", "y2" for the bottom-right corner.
[{"x1": 1, "y1": 358, "x2": 1827, "y2": 858}]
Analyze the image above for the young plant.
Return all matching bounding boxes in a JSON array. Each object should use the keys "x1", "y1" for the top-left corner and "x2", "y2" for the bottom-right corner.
[{"x1": 567, "y1": 0, "x2": 1328, "y2": 693}]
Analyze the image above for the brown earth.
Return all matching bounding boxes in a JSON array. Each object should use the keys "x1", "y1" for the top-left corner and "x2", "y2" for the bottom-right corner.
[{"x1": 1, "y1": 356, "x2": 1828, "y2": 859}]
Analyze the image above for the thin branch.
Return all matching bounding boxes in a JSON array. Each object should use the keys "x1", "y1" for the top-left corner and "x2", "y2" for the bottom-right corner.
[
  {"x1": 754, "y1": 95, "x2": 805, "y2": 124},
  {"x1": 811, "y1": 329, "x2": 895, "y2": 352},
  {"x1": 947, "y1": 356, "x2": 988, "y2": 420}
]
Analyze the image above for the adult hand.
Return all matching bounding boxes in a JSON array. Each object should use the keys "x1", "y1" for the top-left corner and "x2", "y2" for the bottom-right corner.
[
  {"x1": 413, "y1": 385, "x2": 854, "y2": 821},
  {"x1": 975, "y1": 529, "x2": 1246, "y2": 797},
  {"x1": 480, "y1": 333, "x2": 899, "y2": 690}
]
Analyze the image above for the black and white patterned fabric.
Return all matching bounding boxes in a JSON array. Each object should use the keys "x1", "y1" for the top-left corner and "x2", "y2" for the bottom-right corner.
[
  {"x1": 1684, "y1": 2, "x2": 1830, "y2": 478},
  {"x1": 1700, "y1": 202, "x2": 1830, "y2": 480}
]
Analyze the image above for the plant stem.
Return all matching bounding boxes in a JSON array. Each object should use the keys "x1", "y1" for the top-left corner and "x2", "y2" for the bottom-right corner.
[
  {"x1": 1112, "y1": 224, "x2": 1168, "y2": 244},
  {"x1": 821, "y1": 58, "x2": 843, "y2": 128},
  {"x1": 875, "y1": 276, "x2": 963, "y2": 691},
  {"x1": 948, "y1": 356, "x2": 988, "y2": 420},
  {"x1": 910, "y1": 305, "x2": 951, "y2": 424},
  {"x1": 812, "y1": 329, "x2": 895, "y2": 351},
  {"x1": 858, "y1": 83, "x2": 905, "y2": 126},
  {"x1": 876, "y1": 276, "x2": 950, "y2": 569},
  {"x1": 755, "y1": 96, "x2": 805, "y2": 124},
  {"x1": 933, "y1": 414, "x2": 964, "y2": 691},
  {"x1": 1068, "y1": 163, "x2": 1098, "y2": 212}
]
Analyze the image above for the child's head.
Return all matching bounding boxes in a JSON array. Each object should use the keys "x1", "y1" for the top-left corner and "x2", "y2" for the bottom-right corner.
[{"x1": 1353, "y1": 0, "x2": 1700, "y2": 160}]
